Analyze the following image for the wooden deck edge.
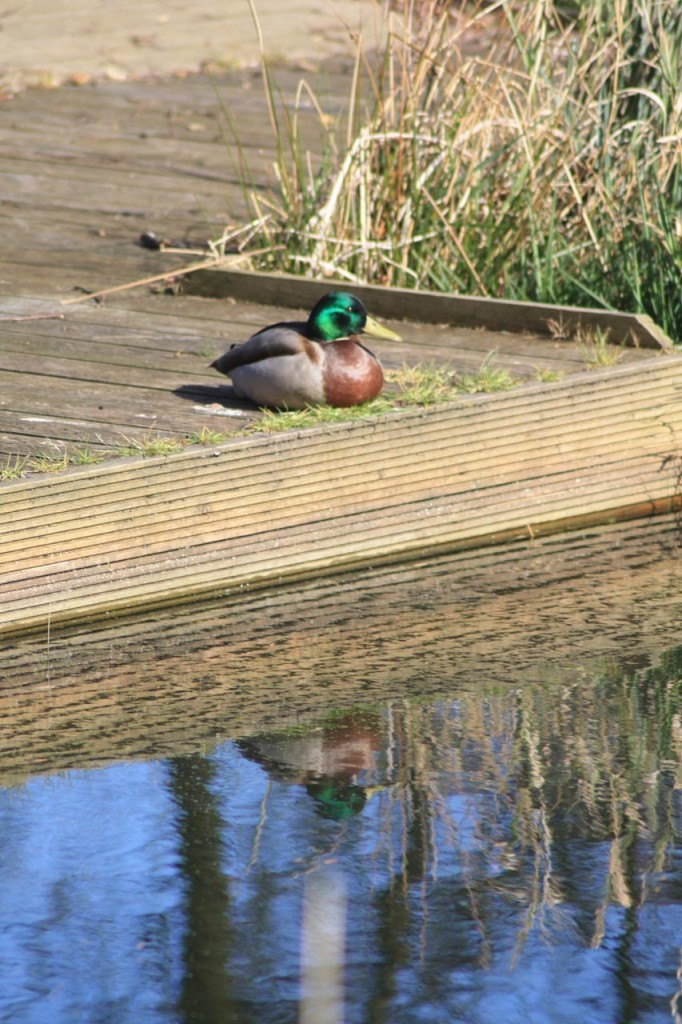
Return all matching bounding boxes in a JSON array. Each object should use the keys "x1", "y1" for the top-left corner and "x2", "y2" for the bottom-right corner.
[
  {"x1": 1, "y1": 354, "x2": 680, "y2": 503},
  {"x1": 1, "y1": 328, "x2": 679, "y2": 640},
  {"x1": 2, "y1": 494, "x2": 680, "y2": 641},
  {"x1": 183, "y1": 267, "x2": 677, "y2": 351},
  {"x1": 2, "y1": 514, "x2": 680, "y2": 787}
]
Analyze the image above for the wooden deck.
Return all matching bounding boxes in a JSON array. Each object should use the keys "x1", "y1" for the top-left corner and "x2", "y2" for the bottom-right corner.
[
  {"x1": 0, "y1": 279, "x2": 668, "y2": 461},
  {"x1": 1, "y1": 57, "x2": 681, "y2": 638},
  {"x1": 1, "y1": 59, "x2": 672, "y2": 464},
  {"x1": 1, "y1": 274, "x2": 680, "y2": 637}
]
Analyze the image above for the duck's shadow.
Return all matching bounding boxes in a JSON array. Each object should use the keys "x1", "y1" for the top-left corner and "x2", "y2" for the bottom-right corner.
[{"x1": 174, "y1": 382, "x2": 257, "y2": 414}]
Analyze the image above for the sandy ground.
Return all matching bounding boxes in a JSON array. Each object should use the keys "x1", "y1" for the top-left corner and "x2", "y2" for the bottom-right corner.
[{"x1": 0, "y1": 0, "x2": 381, "y2": 94}]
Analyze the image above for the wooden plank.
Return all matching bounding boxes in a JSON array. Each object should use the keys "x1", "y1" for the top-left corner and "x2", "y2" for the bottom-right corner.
[
  {"x1": 1, "y1": 64, "x2": 352, "y2": 114},
  {"x1": 0, "y1": 330, "x2": 212, "y2": 368},
  {"x1": 2, "y1": 468, "x2": 675, "y2": 624},
  {"x1": 0, "y1": 109, "x2": 325, "y2": 163},
  {"x1": 1, "y1": 384, "x2": 675, "y2": 557},
  {"x1": 0, "y1": 446, "x2": 674, "y2": 588},
  {"x1": 0, "y1": 412, "x2": 243, "y2": 459},
  {"x1": 0, "y1": 350, "x2": 217, "y2": 389},
  {"x1": 1, "y1": 516, "x2": 680, "y2": 784},
  {"x1": 1, "y1": 356, "x2": 680, "y2": 636},
  {"x1": 185, "y1": 268, "x2": 676, "y2": 350},
  {"x1": 0, "y1": 256, "x2": 204, "y2": 299},
  {"x1": 1, "y1": 170, "x2": 235, "y2": 219},
  {"x1": 0, "y1": 204, "x2": 235, "y2": 252},
  {"x1": 0, "y1": 67, "x2": 338, "y2": 180},
  {"x1": 3, "y1": 356, "x2": 678, "y2": 520},
  {"x1": 0, "y1": 144, "x2": 291, "y2": 199},
  {"x1": 3, "y1": 356, "x2": 679, "y2": 523},
  {"x1": 0, "y1": 2, "x2": 369, "y2": 92},
  {"x1": 0, "y1": 294, "x2": 282, "y2": 338},
  {"x1": 1, "y1": 318, "x2": 644, "y2": 382},
  {"x1": 0, "y1": 372, "x2": 253, "y2": 437}
]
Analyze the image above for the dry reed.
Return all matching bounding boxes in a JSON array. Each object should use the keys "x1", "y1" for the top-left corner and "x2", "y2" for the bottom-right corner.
[{"x1": 224, "y1": 0, "x2": 682, "y2": 339}]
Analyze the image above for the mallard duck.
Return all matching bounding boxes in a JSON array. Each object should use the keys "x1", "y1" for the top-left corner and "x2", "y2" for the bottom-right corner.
[{"x1": 210, "y1": 291, "x2": 401, "y2": 409}]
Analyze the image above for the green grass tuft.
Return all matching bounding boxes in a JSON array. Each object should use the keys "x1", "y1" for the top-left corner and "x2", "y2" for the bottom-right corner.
[
  {"x1": 577, "y1": 328, "x2": 624, "y2": 370},
  {"x1": 451, "y1": 353, "x2": 519, "y2": 394},
  {"x1": 253, "y1": 355, "x2": 521, "y2": 432},
  {"x1": 533, "y1": 367, "x2": 565, "y2": 383},
  {"x1": 185, "y1": 427, "x2": 236, "y2": 446},
  {"x1": 0, "y1": 454, "x2": 30, "y2": 481},
  {"x1": 115, "y1": 435, "x2": 188, "y2": 459}
]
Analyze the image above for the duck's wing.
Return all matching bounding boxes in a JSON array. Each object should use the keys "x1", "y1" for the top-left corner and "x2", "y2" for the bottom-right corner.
[{"x1": 210, "y1": 321, "x2": 309, "y2": 376}]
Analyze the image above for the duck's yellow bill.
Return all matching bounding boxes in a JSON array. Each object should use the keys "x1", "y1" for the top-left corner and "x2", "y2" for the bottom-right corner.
[{"x1": 363, "y1": 314, "x2": 401, "y2": 342}]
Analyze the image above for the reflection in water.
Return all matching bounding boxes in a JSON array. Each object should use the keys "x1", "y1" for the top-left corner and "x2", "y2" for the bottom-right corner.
[
  {"x1": 168, "y1": 756, "x2": 236, "y2": 1023},
  {"x1": 0, "y1": 649, "x2": 681, "y2": 1022},
  {"x1": 300, "y1": 867, "x2": 346, "y2": 1024},
  {"x1": 236, "y1": 710, "x2": 384, "y2": 819}
]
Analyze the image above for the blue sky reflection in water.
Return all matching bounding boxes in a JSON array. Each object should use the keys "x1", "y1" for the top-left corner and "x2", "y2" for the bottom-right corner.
[{"x1": 1, "y1": 660, "x2": 681, "y2": 1024}]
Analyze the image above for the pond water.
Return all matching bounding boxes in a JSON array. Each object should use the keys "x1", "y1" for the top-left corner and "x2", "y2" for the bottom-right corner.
[{"x1": 1, "y1": 522, "x2": 681, "y2": 1024}]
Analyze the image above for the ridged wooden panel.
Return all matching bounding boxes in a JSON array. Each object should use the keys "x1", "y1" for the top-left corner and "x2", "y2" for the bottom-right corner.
[
  {"x1": 1, "y1": 515, "x2": 680, "y2": 785},
  {"x1": 1, "y1": 354, "x2": 681, "y2": 636}
]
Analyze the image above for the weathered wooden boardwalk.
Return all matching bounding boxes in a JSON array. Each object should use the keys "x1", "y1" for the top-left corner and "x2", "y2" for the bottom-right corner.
[
  {"x1": 1, "y1": 30, "x2": 671, "y2": 465},
  {"x1": 1, "y1": 10, "x2": 681, "y2": 639},
  {"x1": 0, "y1": 63, "x2": 665, "y2": 465}
]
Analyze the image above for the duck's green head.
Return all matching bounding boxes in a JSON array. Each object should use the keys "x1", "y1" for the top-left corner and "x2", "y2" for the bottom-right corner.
[
  {"x1": 305, "y1": 779, "x2": 367, "y2": 819},
  {"x1": 306, "y1": 292, "x2": 401, "y2": 343}
]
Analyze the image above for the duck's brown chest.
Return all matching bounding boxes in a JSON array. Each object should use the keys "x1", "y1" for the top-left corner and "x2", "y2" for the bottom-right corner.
[{"x1": 321, "y1": 339, "x2": 384, "y2": 407}]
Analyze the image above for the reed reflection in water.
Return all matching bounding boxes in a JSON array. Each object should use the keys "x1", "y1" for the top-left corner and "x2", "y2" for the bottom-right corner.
[{"x1": 1, "y1": 646, "x2": 681, "y2": 1024}]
